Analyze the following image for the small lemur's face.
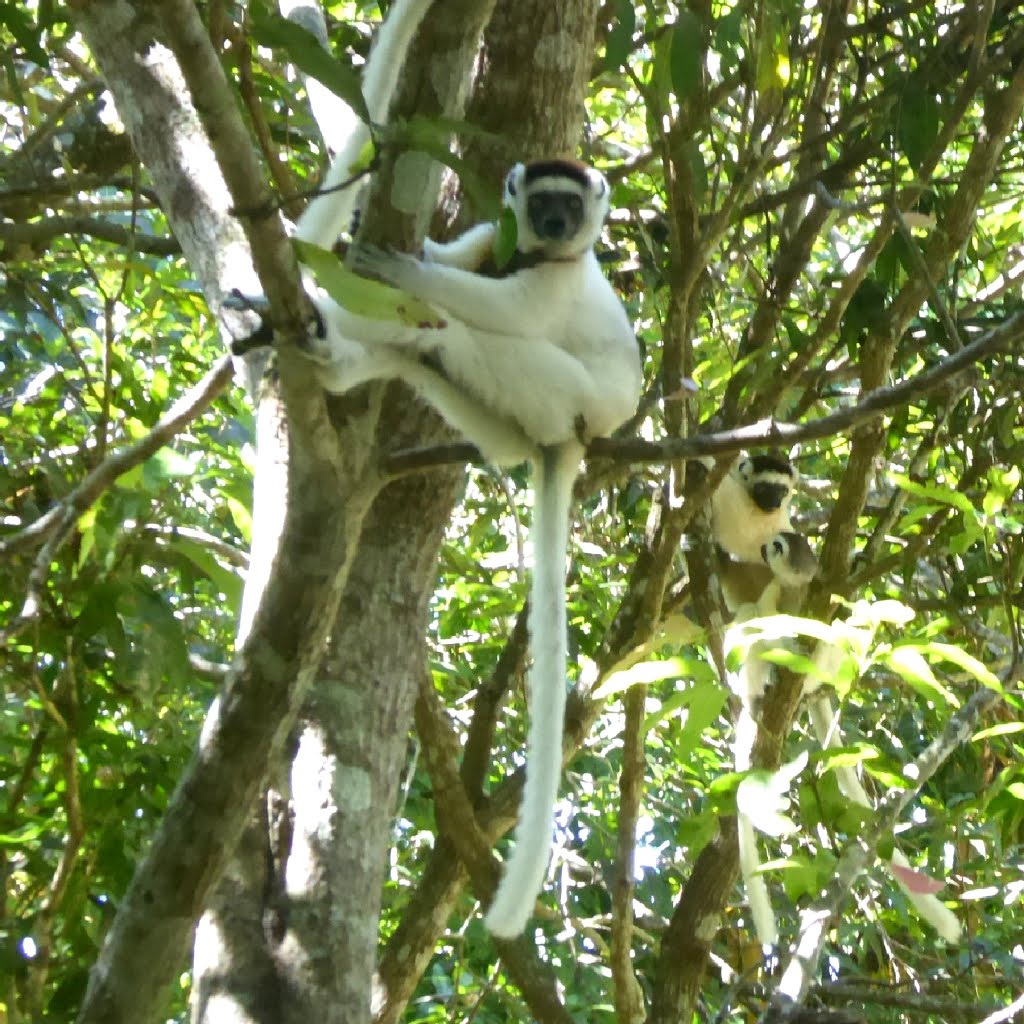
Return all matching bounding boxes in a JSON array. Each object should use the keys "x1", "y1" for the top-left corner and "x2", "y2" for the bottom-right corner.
[
  {"x1": 761, "y1": 531, "x2": 818, "y2": 585},
  {"x1": 504, "y1": 160, "x2": 610, "y2": 257}
]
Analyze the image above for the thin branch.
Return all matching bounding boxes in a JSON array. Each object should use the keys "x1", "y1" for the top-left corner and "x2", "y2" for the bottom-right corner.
[
  {"x1": 762, "y1": 671, "x2": 1015, "y2": 1021},
  {"x1": 813, "y1": 981, "x2": 996, "y2": 1021},
  {"x1": 375, "y1": 308, "x2": 1021, "y2": 475},
  {"x1": 142, "y1": 523, "x2": 249, "y2": 570},
  {"x1": 0, "y1": 356, "x2": 234, "y2": 641},
  {"x1": 0, "y1": 217, "x2": 179, "y2": 256}
]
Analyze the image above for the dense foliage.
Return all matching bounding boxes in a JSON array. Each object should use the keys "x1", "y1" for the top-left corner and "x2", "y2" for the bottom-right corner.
[{"x1": 2, "y1": 0, "x2": 1023, "y2": 1022}]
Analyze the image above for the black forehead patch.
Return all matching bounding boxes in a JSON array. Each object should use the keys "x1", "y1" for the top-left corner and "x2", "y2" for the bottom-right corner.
[
  {"x1": 748, "y1": 453, "x2": 794, "y2": 477},
  {"x1": 523, "y1": 159, "x2": 591, "y2": 189}
]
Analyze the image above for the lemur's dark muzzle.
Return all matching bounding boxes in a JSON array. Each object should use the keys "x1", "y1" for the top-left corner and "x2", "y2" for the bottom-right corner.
[{"x1": 751, "y1": 481, "x2": 789, "y2": 511}]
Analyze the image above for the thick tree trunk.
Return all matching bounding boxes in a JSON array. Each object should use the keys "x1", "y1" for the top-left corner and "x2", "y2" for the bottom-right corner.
[{"x1": 75, "y1": 0, "x2": 603, "y2": 1020}]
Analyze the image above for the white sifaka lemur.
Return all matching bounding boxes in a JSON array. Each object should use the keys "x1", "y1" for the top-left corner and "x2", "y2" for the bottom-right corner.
[{"x1": 263, "y1": 0, "x2": 643, "y2": 939}]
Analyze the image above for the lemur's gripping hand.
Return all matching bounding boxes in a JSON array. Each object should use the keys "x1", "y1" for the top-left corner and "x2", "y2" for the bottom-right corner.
[
  {"x1": 225, "y1": 289, "x2": 327, "y2": 357},
  {"x1": 349, "y1": 244, "x2": 423, "y2": 292}
]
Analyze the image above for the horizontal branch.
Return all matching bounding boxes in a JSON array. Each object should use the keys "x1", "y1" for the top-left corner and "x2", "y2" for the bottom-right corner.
[
  {"x1": 595, "y1": 307, "x2": 1021, "y2": 463},
  {"x1": 378, "y1": 308, "x2": 1022, "y2": 474},
  {"x1": 0, "y1": 217, "x2": 180, "y2": 256}
]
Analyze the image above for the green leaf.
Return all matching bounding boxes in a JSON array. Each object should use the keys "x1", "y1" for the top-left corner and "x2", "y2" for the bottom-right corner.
[
  {"x1": 927, "y1": 643, "x2": 1002, "y2": 691},
  {"x1": 973, "y1": 722, "x2": 1024, "y2": 741},
  {"x1": 596, "y1": 657, "x2": 687, "y2": 699},
  {"x1": 674, "y1": 679, "x2": 730, "y2": 758},
  {"x1": 882, "y1": 646, "x2": 960, "y2": 707},
  {"x1": 493, "y1": 208, "x2": 519, "y2": 270},
  {"x1": 118, "y1": 584, "x2": 190, "y2": 693},
  {"x1": 0, "y1": 5, "x2": 49, "y2": 66},
  {"x1": 669, "y1": 11, "x2": 705, "y2": 100},
  {"x1": 898, "y1": 82, "x2": 940, "y2": 172},
  {"x1": 0, "y1": 820, "x2": 48, "y2": 845},
  {"x1": 754, "y1": 12, "x2": 789, "y2": 94},
  {"x1": 605, "y1": 0, "x2": 636, "y2": 70},
  {"x1": 889, "y1": 473, "x2": 977, "y2": 518},
  {"x1": 250, "y1": 12, "x2": 368, "y2": 124},
  {"x1": 294, "y1": 241, "x2": 443, "y2": 325},
  {"x1": 781, "y1": 850, "x2": 836, "y2": 903},
  {"x1": 167, "y1": 536, "x2": 244, "y2": 611},
  {"x1": 714, "y1": 6, "x2": 743, "y2": 59},
  {"x1": 818, "y1": 743, "x2": 879, "y2": 773}
]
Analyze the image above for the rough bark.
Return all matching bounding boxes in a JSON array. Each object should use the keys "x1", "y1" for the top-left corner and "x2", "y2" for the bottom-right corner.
[{"x1": 71, "y1": 2, "x2": 380, "y2": 1022}]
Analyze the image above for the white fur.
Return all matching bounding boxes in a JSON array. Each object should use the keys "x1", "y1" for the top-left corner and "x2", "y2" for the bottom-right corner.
[
  {"x1": 484, "y1": 443, "x2": 580, "y2": 936},
  {"x1": 711, "y1": 457, "x2": 796, "y2": 563},
  {"x1": 281, "y1": 0, "x2": 642, "y2": 935},
  {"x1": 726, "y1": 531, "x2": 815, "y2": 948},
  {"x1": 295, "y1": 0, "x2": 432, "y2": 250},
  {"x1": 726, "y1": 581, "x2": 779, "y2": 948},
  {"x1": 313, "y1": 246, "x2": 640, "y2": 460}
]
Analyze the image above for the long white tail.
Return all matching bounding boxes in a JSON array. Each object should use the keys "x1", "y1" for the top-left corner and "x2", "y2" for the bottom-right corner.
[
  {"x1": 733, "y1": 698, "x2": 780, "y2": 947},
  {"x1": 808, "y1": 694, "x2": 961, "y2": 941},
  {"x1": 738, "y1": 812, "x2": 779, "y2": 947},
  {"x1": 485, "y1": 444, "x2": 579, "y2": 937},
  {"x1": 295, "y1": 0, "x2": 432, "y2": 249}
]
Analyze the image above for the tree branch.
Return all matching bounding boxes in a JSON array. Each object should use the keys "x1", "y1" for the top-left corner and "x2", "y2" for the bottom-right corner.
[
  {"x1": 375, "y1": 307, "x2": 1021, "y2": 475},
  {"x1": 0, "y1": 216, "x2": 179, "y2": 256},
  {"x1": 0, "y1": 356, "x2": 234, "y2": 642}
]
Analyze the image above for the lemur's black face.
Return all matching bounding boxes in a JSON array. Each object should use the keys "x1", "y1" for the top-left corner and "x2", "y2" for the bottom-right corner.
[
  {"x1": 526, "y1": 191, "x2": 585, "y2": 243},
  {"x1": 750, "y1": 479, "x2": 792, "y2": 512},
  {"x1": 504, "y1": 161, "x2": 610, "y2": 256},
  {"x1": 736, "y1": 455, "x2": 797, "y2": 513}
]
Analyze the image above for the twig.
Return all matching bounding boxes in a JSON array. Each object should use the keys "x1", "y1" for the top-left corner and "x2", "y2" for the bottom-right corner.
[
  {"x1": 0, "y1": 356, "x2": 234, "y2": 641},
  {"x1": 762, "y1": 670, "x2": 1015, "y2": 1021}
]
